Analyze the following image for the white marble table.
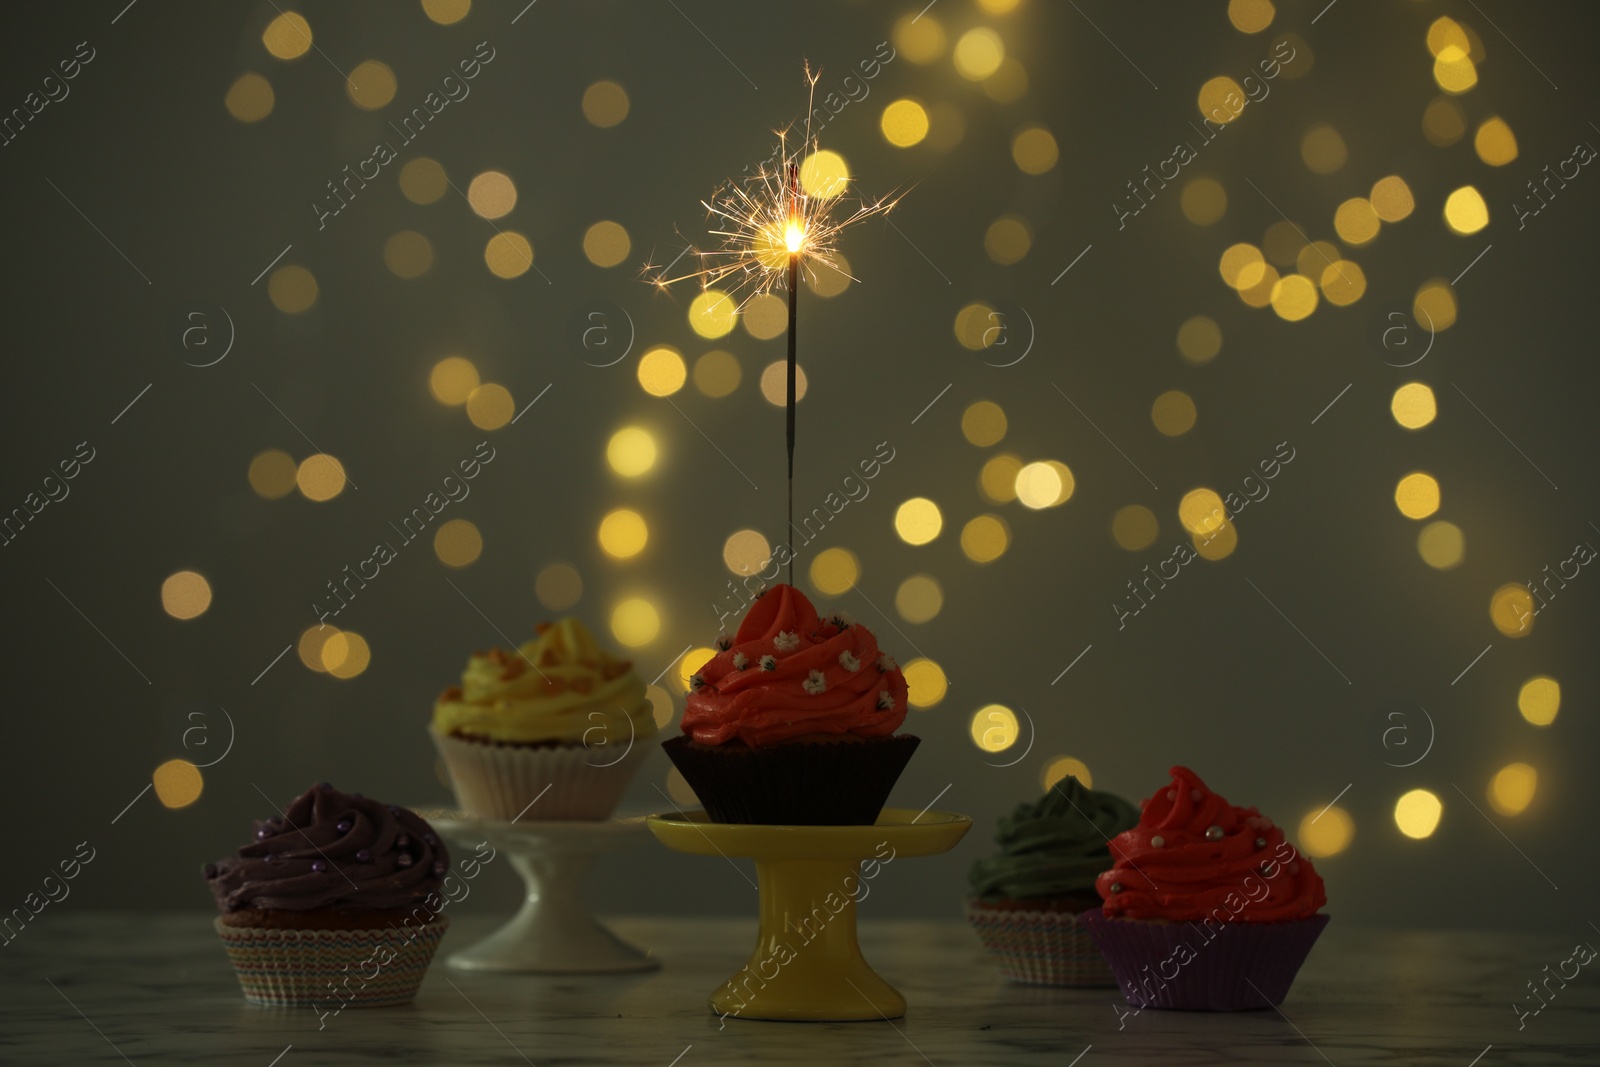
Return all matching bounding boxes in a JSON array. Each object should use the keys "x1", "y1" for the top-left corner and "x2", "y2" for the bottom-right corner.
[{"x1": 1, "y1": 915, "x2": 1594, "y2": 1065}]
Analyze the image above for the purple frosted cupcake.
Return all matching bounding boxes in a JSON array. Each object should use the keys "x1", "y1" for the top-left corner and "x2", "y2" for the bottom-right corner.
[
  {"x1": 205, "y1": 783, "x2": 451, "y2": 1008},
  {"x1": 1080, "y1": 766, "x2": 1329, "y2": 1012}
]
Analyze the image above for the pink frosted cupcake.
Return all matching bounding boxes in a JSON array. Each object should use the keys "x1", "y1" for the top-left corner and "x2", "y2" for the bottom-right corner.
[{"x1": 1080, "y1": 766, "x2": 1329, "y2": 1011}]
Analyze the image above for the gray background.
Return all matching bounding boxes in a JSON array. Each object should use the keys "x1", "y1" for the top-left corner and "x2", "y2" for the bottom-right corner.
[{"x1": 1, "y1": 0, "x2": 1595, "y2": 935}]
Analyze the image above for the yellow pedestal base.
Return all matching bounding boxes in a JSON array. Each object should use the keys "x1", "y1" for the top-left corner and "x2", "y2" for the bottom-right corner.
[{"x1": 647, "y1": 808, "x2": 970, "y2": 1022}]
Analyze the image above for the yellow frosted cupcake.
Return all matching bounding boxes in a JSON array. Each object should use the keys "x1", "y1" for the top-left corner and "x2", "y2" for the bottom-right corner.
[{"x1": 430, "y1": 618, "x2": 657, "y2": 821}]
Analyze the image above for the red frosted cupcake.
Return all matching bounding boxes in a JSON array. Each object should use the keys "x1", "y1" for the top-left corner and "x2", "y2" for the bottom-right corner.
[
  {"x1": 662, "y1": 583, "x2": 918, "y2": 825},
  {"x1": 1080, "y1": 766, "x2": 1328, "y2": 1011}
]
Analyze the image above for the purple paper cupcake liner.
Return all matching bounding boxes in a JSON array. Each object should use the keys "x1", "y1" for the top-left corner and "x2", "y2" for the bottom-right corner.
[
  {"x1": 965, "y1": 899, "x2": 1117, "y2": 987},
  {"x1": 1079, "y1": 909, "x2": 1329, "y2": 1011}
]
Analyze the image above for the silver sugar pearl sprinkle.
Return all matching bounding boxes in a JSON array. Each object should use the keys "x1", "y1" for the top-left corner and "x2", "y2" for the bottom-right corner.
[
  {"x1": 1204, "y1": 825, "x2": 1224, "y2": 841},
  {"x1": 1150, "y1": 835, "x2": 1165, "y2": 848},
  {"x1": 1110, "y1": 882, "x2": 1124, "y2": 893},
  {"x1": 1255, "y1": 837, "x2": 1268, "y2": 848}
]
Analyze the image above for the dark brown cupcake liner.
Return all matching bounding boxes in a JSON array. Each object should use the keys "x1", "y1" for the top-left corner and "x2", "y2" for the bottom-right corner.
[{"x1": 662, "y1": 734, "x2": 919, "y2": 824}]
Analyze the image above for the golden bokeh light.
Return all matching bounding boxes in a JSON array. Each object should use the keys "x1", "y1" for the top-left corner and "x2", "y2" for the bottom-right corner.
[
  {"x1": 1219, "y1": 243, "x2": 1266, "y2": 289},
  {"x1": 536, "y1": 562, "x2": 583, "y2": 611},
  {"x1": 1228, "y1": 0, "x2": 1274, "y2": 33},
  {"x1": 323, "y1": 630, "x2": 371, "y2": 679},
  {"x1": 582, "y1": 220, "x2": 630, "y2": 267},
  {"x1": 1319, "y1": 260, "x2": 1367, "y2": 306},
  {"x1": 1370, "y1": 176, "x2": 1415, "y2": 222},
  {"x1": 665, "y1": 767, "x2": 699, "y2": 807},
  {"x1": 598, "y1": 508, "x2": 648, "y2": 559},
  {"x1": 1433, "y1": 50, "x2": 1477, "y2": 94},
  {"x1": 1422, "y1": 95, "x2": 1467, "y2": 146},
  {"x1": 954, "y1": 27, "x2": 1004, "y2": 80},
  {"x1": 268, "y1": 264, "x2": 317, "y2": 313},
  {"x1": 954, "y1": 302, "x2": 998, "y2": 350},
  {"x1": 1194, "y1": 518, "x2": 1238, "y2": 560},
  {"x1": 1180, "y1": 178, "x2": 1227, "y2": 226},
  {"x1": 1394, "y1": 788, "x2": 1442, "y2": 839},
  {"x1": 262, "y1": 12, "x2": 313, "y2": 60},
  {"x1": 1015, "y1": 461, "x2": 1068, "y2": 509},
  {"x1": 895, "y1": 498, "x2": 943, "y2": 545},
  {"x1": 483, "y1": 231, "x2": 534, "y2": 278},
  {"x1": 610, "y1": 597, "x2": 660, "y2": 647},
  {"x1": 881, "y1": 98, "x2": 930, "y2": 147},
  {"x1": 984, "y1": 215, "x2": 1032, "y2": 265},
  {"x1": 903, "y1": 657, "x2": 948, "y2": 709},
  {"x1": 1296, "y1": 240, "x2": 1341, "y2": 279},
  {"x1": 582, "y1": 80, "x2": 629, "y2": 127},
  {"x1": 1238, "y1": 263, "x2": 1280, "y2": 309},
  {"x1": 1518, "y1": 676, "x2": 1560, "y2": 726},
  {"x1": 1177, "y1": 315, "x2": 1222, "y2": 363},
  {"x1": 722, "y1": 529, "x2": 770, "y2": 576},
  {"x1": 809, "y1": 547, "x2": 859, "y2": 596},
  {"x1": 467, "y1": 171, "x2": 516, "y2": 219},
  {"x1": 1270, "y1": 274, "x2": 1319, "y2": 321},
  {"x1": 1391, "y1": 383, "x2": 1437, "y2": 429},
  {"x1": 896, "y1": 574, "x2": 944, "y2": 623},
  {"x1": 960, "y1": 514, "x2": 1010, "y2": 563},
  {"x1": 1427, "y1": 17, "x2": 1471, "y2": 58},
  {"x1": 679, "y1": 647, "x2": 716, "y2": 692},
  {"x1": 741, "y1": 294, "x2": 787, "y2": 340},
  {"x1": 1151, "y1": 390, "x2": 1197, "y2": 435},
  {"x1": 429, "y1": 356, "x2": 479, "y2": 406},
  {"x1": 152, "y1": 760, "x2": 203, "y2": 809},
  {"x1": 399, "y1": 158, "x2": 448, "y2": 204},
  {"x1": 1275, "y1": 32, "x2": 1313, "y2": 78},
  {"x1": 962, "y1": 401, "x2": 1008, "y2": 447},
  {"x1": 977, "y1": 0, "x2": 1020, "y2": 12},
  {"x1": 1298, "y1": 806, "x2": 1353, "y2": 858},
  {"x1": 798, "y1": 149, "x2": 850, "y2": 200},
  {"x1": 1334, "y1": 198, "x2": 1380, "y2": 246},
  {"x1": 296, "y1": 453, "x2": 346, "y2": 502},
  {"x1": 1474, "y1": 117, "x2": 1518, "y2": 166},
  {"x1": 1011, "y1": 125, "x2": 1058, "y2": 175},
  {"x1": 1488, "y1": 762, "x2": 1537, "y2": 817},
  {"x1": 383, "y1": 230, "x2": 433, "y2": 279},
  {"x1": 1262, "y1": 220, "x2": 1307, "y2": 266},
  {"x1": 606, "y1": 427, "x2": 656, "y2": 477},
  {"x1": 1490, "y1": 583, "x2": 1535, "y2": 638},
  {"x1": 1042, "y1": 757, "x2": 1093, "y2": 791},
  {"x1": 298, "y1": 624, "x2": 338, "y2": 672},
  {"x1": 1444, "y1": 186, "x2": 1489, "y2": 235},
  {"x1": 637, "y1": 346, "x2": 687, "y2": 397},
  {"x1": 1413, "y1": 280, "x2": 1458, "y2": 332},
  {"x1": 225, "y1": 73, "x2": 275, "y2": 123},
  {"x1": 1300, "y1": 123, "x2": 1346, "y2": 174},
  {"x1": 693, "y1": 350, "x2": 742, "y2": 397},
  {"x1": 979, "y1": 453, "x2": 1023, "y2": 504},
  {"x1": 805, "y1": 253, "x2": 852, "y2": 298},
  {"x1": 981, "y1": 57, "x2": 1029, "y2": 104},
  {"x1": 893, "y1": 13, "x2": 946, "y2": 63},
  {"x1": 1417, "y1": 520, "x2": 1464, "y2": 570},
  {"x1": 1112, "y1": 504, "x2": 1159, "y2": 551},
  {"x1": 346, "y1": 60, "x2": 397, "y2": 110},
  {"x1": 248, "y1": 449, "x2": 297, "y2": 499},
  {"x1": 466, "y1": 383, "x2": 514, "y2": 430},
  {"x1": 161, "y1": 571, "x2": 212, "y2": 620},
  {"x1": 1197, "y1": 76, "x2": 1245, "y2": 124},
  {"x1": 422, "y1": 0, "x2": 471, "y2": 25},
  {"x1": 970, "y1": 704, "x2": 1018, "y2": 753},
  {"x1": 759, "y1": 360, "x2": 808, "y2": 405},
  {"x1": 689, "y1": 290, "x2": 738, "y2": 338},
  {"x1": 647, "y1": 685, "x2": 674, "y2": 729},
  {"x1": 433, "y1": 518, "x2": 483, "y2": 568},
  {"x1": 1393, "y1": 472, "x2": 1440, "y2": 520},
  {"x1": 1179, "y1": 487, "x2": 1226, "y2": 535}
]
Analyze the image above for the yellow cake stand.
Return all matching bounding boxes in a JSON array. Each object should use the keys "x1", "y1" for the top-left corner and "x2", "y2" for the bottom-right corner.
[{"x1": 647, "y1": 808, "x2": 970, "y2": 1022}]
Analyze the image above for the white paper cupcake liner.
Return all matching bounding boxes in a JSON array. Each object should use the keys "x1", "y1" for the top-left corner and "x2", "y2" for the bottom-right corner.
[
  {"x1": 213, "y1": 916, "x2": 448, "y2": 1007},
  {"x1": 965, "y1": 899, "x2": 1117, "y2": 987},
  {"x1": 431, "y1": 728, "x2": 654, "y2": 821}
]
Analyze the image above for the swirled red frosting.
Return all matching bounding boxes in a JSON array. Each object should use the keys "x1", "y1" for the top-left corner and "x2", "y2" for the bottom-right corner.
[
  {"x1": 1094, "y1": 766, "x2": 1325, "y2": 922},
  {"x1": 680, "y1": 584, "x2": 909, "y2": 747}
]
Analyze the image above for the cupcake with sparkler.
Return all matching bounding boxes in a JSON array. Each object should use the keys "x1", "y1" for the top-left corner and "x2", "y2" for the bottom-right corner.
[
  {"x1": 1081, "y1": 766, "x2": 1329, "y2": 1011},
  {"x1": 431, "y1": 617, "x2": 657, "y2": 821},
  {"x1": 966, "y1": 776, "x2": 1140, "y2": 986},
  {"x1": 206, "y1": 782, "x2": 450, "y2": 1007},
  {"x1": 663, "y1": 583, "x2": 918, "y2": 825}
]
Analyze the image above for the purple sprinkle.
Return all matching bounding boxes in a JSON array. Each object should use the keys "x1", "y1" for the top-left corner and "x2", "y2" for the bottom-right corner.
[
  {"x1": 397, "y1": 834, "x2": 410, "y2": 848},
  {"x1": 355, "y1": 849, "x2": 371, "y2": 863},
  {"x1": 388, "y1": 805, "x2": 401, "y2": 815},
  {"x1": 336, "y1": 819, "x2": 353, "y2": 834},
  {"x1": 263, "y1": 853, "x2": 275, "y2": 863},
  {"x1": 317, "y1": 782, "x2": 333, "y2": 791},
  {"x1": 432, "y1": 862, "x2": 446, "y2": 876},
  {"x1": 424, "y1": 834, "x2": 438, "y2": 846},
  {"x1": 397, "y1": 854, "x2": 414, "y2": 868},
  {"x1": 311, "y1": 860, "x2": 327, "y2": 873}
]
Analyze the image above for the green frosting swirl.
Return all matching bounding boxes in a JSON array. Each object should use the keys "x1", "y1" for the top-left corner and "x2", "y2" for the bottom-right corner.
[{"x1": 968, "y1": 777, "x2": 1140, "y2": 901}]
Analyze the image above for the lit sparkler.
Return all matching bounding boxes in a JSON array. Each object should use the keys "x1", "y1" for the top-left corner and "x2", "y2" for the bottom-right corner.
[{"x1": 648, "y1": 67, "x2": 900, "y2": 583}]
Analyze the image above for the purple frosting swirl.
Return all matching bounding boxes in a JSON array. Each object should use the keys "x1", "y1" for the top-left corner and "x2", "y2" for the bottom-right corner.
[{"x1": 206, "y1": 784, "x2": 448, "y2": 913}]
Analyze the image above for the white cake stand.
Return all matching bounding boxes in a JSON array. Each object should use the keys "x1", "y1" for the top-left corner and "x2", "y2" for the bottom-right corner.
[{"x1": 426, "y1": 812, "x2": 658, "y2": 974}]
